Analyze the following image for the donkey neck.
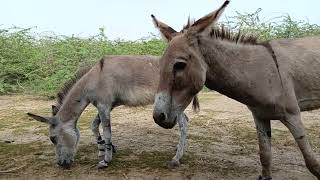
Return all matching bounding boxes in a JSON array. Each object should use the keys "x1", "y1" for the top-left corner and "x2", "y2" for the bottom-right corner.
[
  {"x1": 56, "y1": 79, "x2": 89, "y2": 124},
  {"x1": 199, "y1": 38, "x2": 277, "y2": 106}
]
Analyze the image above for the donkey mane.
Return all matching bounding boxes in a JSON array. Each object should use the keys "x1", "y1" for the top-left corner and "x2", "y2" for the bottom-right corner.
[
  {"x1": 182, "y1": 17, "x2": 195, "y2": 32},
  {"x1": 208, "y1": 25, "x2": 259, "y2": 45},
  {"x1": 182, "y1": 15, "x2": 259, "y2": 45},
  {"x1": 52, "y1": 65, "x2": 92, "y2": 115}
]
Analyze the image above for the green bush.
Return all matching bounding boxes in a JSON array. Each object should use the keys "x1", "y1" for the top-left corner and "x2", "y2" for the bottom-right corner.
[
  {"x1": 0, "y1": 27, "x2": 165, "y2": 96},
  {"x1": 0, "y1": 9, "x2": 319, "y2": 97},
  {"x1": 224, "y1": 8, "x2": 320, "y2": 40}
]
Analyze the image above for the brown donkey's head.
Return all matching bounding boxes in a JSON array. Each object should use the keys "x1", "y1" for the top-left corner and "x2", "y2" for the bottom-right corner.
[{"x1": 152, "y1": 0, "x2": 230, "y2": 129}]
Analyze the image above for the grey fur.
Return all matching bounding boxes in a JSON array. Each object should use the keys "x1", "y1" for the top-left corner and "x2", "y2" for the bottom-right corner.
[
  {"x1": 29, "y1": 55, "x2": 192, "y2": 168},
  {"x1": 152, "y1": 0, "x2": 320, "y2": 178}
]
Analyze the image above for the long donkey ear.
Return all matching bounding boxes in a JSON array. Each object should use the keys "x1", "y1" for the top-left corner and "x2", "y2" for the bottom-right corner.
[
  {"x1": 191, "y1": 0, "x2": 230, "y2": 34},
  {"x1": 27, "y1": 112, "x2": 52, "y2": 124},
  {"x1": 151, "y1": 14, "x2": 178, "y2": 42}
]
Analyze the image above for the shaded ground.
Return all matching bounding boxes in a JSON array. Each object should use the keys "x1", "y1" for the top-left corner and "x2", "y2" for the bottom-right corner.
[{"x1": 0, "y1": 92, "x2": 319, "y2": 180}]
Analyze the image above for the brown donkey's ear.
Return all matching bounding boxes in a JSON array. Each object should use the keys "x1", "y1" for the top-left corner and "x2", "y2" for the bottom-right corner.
[
  {"x1": 151, "y1": 14, "x2": 178, "y2": 42},
  {"x1": 27, "y1": 112, "x2": 53, "y2": 124},
  {"x1": 191, "y1": 0, "x2": 230, "y2": 34}
]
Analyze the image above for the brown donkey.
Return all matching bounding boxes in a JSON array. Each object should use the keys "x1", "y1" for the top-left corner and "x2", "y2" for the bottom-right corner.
[
  {"x1": 27, "y1": 55, "x2": 198, "y2": 169},
  {"x1": 152, "y1": 0, "x2": 320, "y2": 179}
]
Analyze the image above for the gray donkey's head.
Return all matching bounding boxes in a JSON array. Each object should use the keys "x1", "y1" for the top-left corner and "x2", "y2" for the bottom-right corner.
[
  {"x1": 27, "y1": 109, "x2": 80, "y2": 168},
  {"x1": 26, "y1": 67, "x2": 90, "y2": 168}
]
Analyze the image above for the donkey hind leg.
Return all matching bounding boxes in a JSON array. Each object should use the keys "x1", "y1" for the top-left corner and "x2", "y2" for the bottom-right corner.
[
  {"x1": 91, "y1": 115, "x2": 105, "y2": 160},
  {"x1": 281, "y1": 112, "x2": 320, "y2": 178},
  {"x1": 252, "y1": 113, "x2": 272, "y2": 180},
  {"x1": 168, "y1": 113, "x2": 188, "y2": 169},
  {"x1": 97, "y1": 104, "x2": 113, "y2": 169}
]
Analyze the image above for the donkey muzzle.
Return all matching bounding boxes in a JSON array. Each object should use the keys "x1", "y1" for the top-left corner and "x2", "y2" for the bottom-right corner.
[
  {"x1": 153, "y1": 112, "x2": 167, "y2": 124},
  {"x1": 57, "y1": 159, "x2": 73, "y2": 169},
  {"x1": 153, "y1": 111, "x2": 177, "y2": 129}
]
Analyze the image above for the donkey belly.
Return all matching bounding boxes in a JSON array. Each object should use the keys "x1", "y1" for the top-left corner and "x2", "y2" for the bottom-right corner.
[
  {"x1": 293, "y1": 61, "x2": 320, "y2": 111},
  {"x1": 270, "y1": 37, "x2": 320, "y2": 112},
  {"x1": 298, "y1": 98, "x2": 320, "y2": 111},
  {"x1": 116, "y1": 86, "x2": 155, "y2": 107},
  {"x1": 290, "y1": 49, "x2": 320, "y2": 111}
]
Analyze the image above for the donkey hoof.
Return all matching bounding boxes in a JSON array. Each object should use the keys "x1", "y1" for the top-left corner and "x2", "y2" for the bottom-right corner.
[
  {"x1": 167, "y1": 160, "x2": 180, "y2": 169},
  {"x1": 97, "y1": 160, "x2": 108, "y2": 169},
  {"x1": 258, "y1": 175, "x2": 272, "y2": 180}
]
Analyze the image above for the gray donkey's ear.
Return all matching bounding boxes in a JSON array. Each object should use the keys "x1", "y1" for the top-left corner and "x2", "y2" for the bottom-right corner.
[
  {"x1": 190, "y1": 0, "x2": 230, "y2": 34},
  {"x1": 27, "y1": 112, "x2": 53, "y2": 124},
  {"x1": 151, "y1": 14, "x2": 178, "y2": 42}
]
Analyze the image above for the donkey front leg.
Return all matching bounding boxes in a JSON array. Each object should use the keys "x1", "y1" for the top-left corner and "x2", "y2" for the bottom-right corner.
[
  {"x1": 91, "y1": 115, "x2": 106, "y2": 161},
  {"x1": 97, "y1": 105, "x2": 113, "y2": 169},
  {"x1": 281, "y1": 112, "x2": 320, "y2": 179},
  {"x1": 252, "y1": 113, "x2": 272, "y2": 180},
  {"x1": 168, "y1": 113, "x2": 188, "y2": 169}
]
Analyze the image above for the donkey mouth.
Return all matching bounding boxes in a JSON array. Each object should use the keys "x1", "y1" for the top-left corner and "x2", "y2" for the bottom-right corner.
[
  {"x1": 57, "y1": 159, "x2": 74, "y2": 169},
  {"x1": 157, "y1": 115, "x2": 178, "y2": 129}
]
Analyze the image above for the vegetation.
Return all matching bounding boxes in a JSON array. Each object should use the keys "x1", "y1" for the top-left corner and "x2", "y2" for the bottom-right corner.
[
  {"x1": 1, "y1": 10, "x2": 320, "y2": 96},
  {"x1": 224, "y1": 8, "x2": 320, "y2": 40}
]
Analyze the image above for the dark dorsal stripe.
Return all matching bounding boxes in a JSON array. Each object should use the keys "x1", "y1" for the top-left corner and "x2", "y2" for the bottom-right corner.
[
  {"x1": 52, "y1": 66, "x2": 92, "y2": 115},
  {"x1": 260, "y1": 41, "x2": 284, "y2": 89}
]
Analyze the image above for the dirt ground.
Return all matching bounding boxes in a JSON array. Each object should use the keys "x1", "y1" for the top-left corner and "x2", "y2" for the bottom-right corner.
[{"x1": 0, "y1": 92, "x2": 320, "y2": 180}]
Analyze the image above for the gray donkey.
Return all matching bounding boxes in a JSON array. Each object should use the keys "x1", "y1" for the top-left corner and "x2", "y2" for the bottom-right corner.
[
  {"x1": 27, "y1": 55, "x2": 199, "y2": 169},
  {"x1": 152, "y1": 0, "x2": 320, "y2": 179}
]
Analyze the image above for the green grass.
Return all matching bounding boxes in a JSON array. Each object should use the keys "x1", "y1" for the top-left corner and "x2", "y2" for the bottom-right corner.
[{"x1": 1, "y1": 9, "x2": 320, "y2": 96}]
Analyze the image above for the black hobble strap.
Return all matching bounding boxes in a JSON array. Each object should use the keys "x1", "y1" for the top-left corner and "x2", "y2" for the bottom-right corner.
[
  {"x1": 106, "y1": 142, "x2": 116, "y2": 153},
  {"x1": 97, "y1": 137, "x2": 106, "y2": 152},
  {"x1": 97, "y1": 139, "x2": 105, "y2": 144}
]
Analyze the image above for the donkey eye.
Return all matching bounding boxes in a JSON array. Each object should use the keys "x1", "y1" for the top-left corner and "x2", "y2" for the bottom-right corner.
[
  {"x1": 173, "y1": 61, "x2": 187, "y2": 72},
  {"x1": 50, "y1": 136, "x2": 57, "y2": 145}
]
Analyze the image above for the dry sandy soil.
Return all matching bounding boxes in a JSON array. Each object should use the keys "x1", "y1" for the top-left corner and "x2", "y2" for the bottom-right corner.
[{"x1": 0, "y1": 92, "x2": 320, "y2": 180}]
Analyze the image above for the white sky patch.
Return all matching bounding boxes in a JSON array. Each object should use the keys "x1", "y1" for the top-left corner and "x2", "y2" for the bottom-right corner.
[{"x1": 0, "y1": 0, "x2": 319, "y2": 40}]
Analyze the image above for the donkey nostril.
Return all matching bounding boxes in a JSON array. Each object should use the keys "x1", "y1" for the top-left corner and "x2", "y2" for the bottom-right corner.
[
  {"x1": 159, "y1": 113, "x2": 166, "y2": 122},
  {"x1": 59, "y1": 159, "x2": 72, "y2": 169},
  {"x1": 153, "y1": 112, "x2": 167, "y2": 123}
]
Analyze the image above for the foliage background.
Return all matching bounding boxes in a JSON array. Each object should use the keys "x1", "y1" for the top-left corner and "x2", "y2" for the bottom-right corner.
[{"x1": 1, "y1": 10, "x2": 320, "y2": 97}]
